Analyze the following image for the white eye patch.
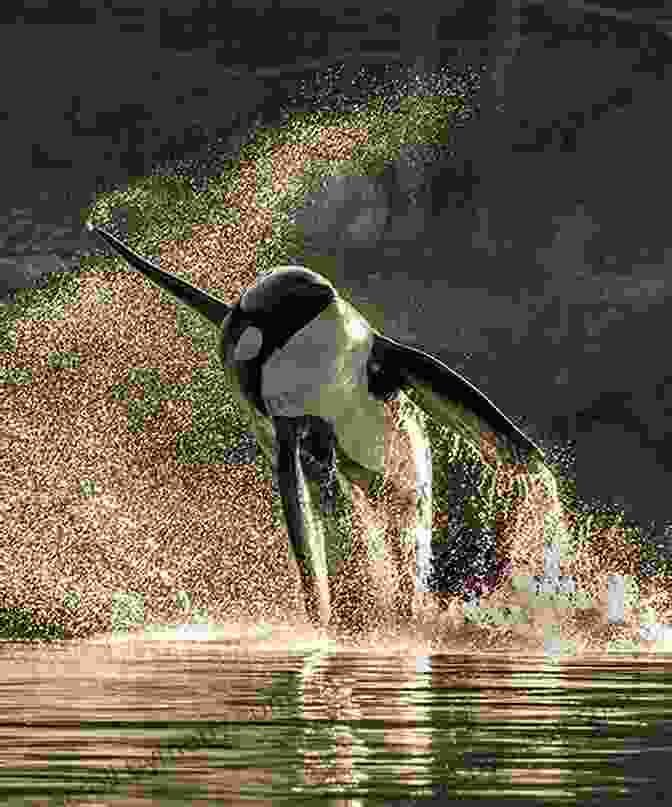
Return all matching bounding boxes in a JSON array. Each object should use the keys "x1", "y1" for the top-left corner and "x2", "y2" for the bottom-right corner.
[{"x1": 233, "y1": 326, "x2": 263, "y2": 361}]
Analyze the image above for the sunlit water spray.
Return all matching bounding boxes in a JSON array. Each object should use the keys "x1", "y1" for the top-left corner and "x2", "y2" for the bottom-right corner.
[
  {"x1": 84, "y1": 523, "x2": 672, "y2": 659},
  {"x1": 3, "y1": 61, "x2": 671, "y2": 660}
]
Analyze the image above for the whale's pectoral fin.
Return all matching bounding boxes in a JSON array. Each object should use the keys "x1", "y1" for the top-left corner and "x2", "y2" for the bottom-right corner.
[
  {"x1": 87, "y1": 224, "x2": 232, "y2": 328},
  {"x1": 272, "y1": 416, "x2": 331, "y2": 627},
  {"x1": 370, "y1": 333, "x2": 543, "y2": 466}
]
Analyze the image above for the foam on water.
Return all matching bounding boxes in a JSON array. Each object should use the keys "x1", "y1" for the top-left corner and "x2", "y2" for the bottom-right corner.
[{"x1": 84, "y1": 563, "x2": 672, "y2": 659}]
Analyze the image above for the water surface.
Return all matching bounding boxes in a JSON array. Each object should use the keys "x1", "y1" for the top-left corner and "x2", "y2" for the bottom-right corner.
[{"x1": 2, "y1": 619, "x2": 671, "y2": 806}]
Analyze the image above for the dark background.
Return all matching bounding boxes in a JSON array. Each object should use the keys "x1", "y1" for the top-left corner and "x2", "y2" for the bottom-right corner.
[{"x1": 1, "y1": 0, "x2": 672, "y2": 544}]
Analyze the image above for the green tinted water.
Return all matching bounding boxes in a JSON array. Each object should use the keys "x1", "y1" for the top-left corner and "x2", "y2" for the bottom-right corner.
[{"x1": 1, "y1": 619, "x2": 670, "y2": 806}]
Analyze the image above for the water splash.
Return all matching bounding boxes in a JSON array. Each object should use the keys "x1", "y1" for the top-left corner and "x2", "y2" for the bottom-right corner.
[{"x1": 5, "y1": 59, "x2": 671, "y2": 656}]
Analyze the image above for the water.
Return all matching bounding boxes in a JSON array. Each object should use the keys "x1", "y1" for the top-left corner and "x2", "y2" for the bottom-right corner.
[{"x1": 2, "y1": 603, "x2": 671, "y2": 807}]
